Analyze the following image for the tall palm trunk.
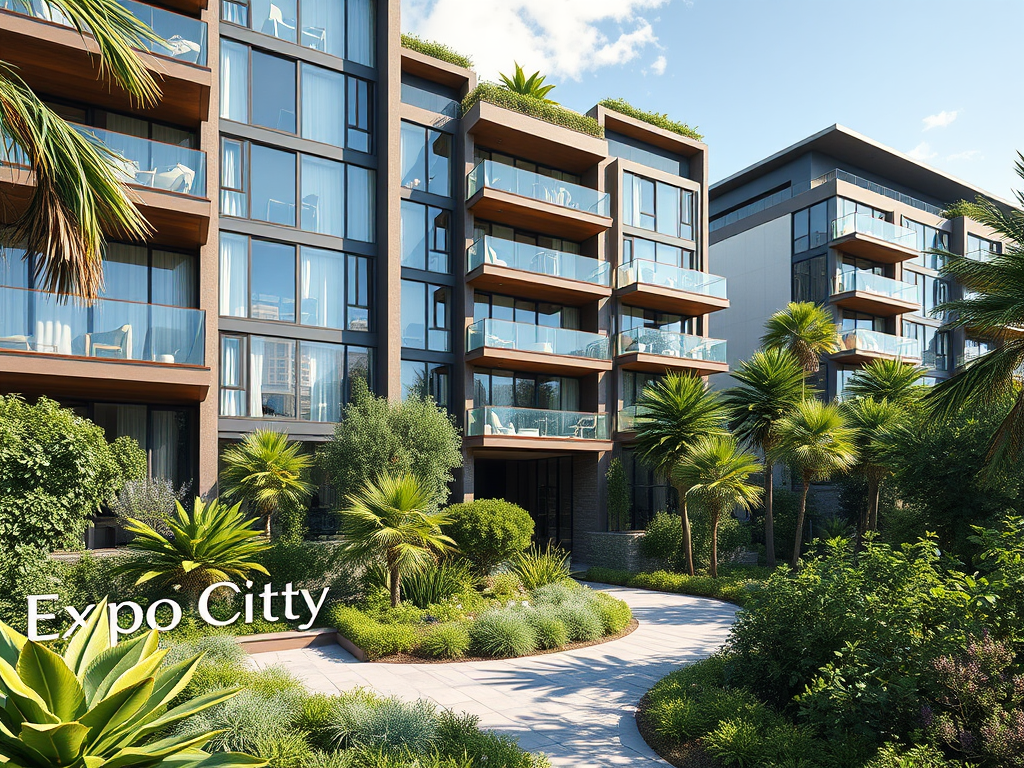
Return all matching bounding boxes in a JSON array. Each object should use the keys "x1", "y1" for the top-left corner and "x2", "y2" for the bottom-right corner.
[
  {"x1": 388, "y1": 553, "x2": 401, "y2": 607},
  {"x1": 674, "y1": 482, "x2": 695, "y2": 576},
  {"x1": 790, "y1": 474, "x2": 811, "y2": 569},
  {"x1": 867, "y1": 476, "x2": 881, "y2": 532},
  {"x1": 764, "y1": 460, "x2": 776, "y2": 568},
  {"x1": 709, "y1": 501, "x2": 721, "y2": 578},
  {"x1": 261, "y1": 503, "x2": 272, "y2": 537}
]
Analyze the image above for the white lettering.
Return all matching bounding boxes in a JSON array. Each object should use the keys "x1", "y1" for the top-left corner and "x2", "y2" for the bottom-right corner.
[
  {"x1": 27, "y1": 595, "x2": 59, "y2": 642},
  {"x1": 260, "y1": 584, "x2": 279, "y2": 621},
  {"x1": 109, "y1": 601, "x2": 144, "y2": 640},
  {"x1": 62, "y1": 603, "x2": 95, "y2": 640},
  {"x1": 145, "y1": 599, "x2": 182, "y2": 632},
  {"x1": 244, "y1": 580, "x2": 254, "y2": 624},
  {"x1": 198, "y1": 582, "x2": 241, "y2": 627},
  {"x1": 298, "y1": 587, "x2": 330, "y2": 631},
  {"x1": 282, "y1": 582, "x2": 300, "y2": 620}
]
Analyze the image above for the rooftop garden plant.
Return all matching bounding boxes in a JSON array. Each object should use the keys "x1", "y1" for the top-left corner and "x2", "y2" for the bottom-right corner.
[
  {"x1": 400, "y1": 33, "x2": 473, "y2": 69},
  {"x1": 598, "y1": 97, "x2": 704, "y2": 141},
  {"x1": 941, "y1": 198, "x2": 987, "y2": 220},
  {"x1": 498, "y1": 63, "x2": 556, "y2": 103},
  {"x1": 461, "y1": 83, "x2": 604, "y2": 139}
]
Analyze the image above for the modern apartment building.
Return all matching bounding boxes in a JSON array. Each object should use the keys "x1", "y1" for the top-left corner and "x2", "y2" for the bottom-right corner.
[
  {"x1": 0, "y1": 0, "x2": 729, "y2": 550},
  {"x1": 709, "y1": 125, "x2": 1010, "y2": 399}
]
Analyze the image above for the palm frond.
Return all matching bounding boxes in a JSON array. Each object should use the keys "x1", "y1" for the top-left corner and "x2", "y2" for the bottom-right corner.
[
  {"x1": 761, "y1": 302, "x2": 840, "y2": 374},
  {"x1": 498, "y1": 62, "x2": 557, "y2": 103},
  {"x1": 771, "y1": 399, "x2": 859, "y2": 482},
  {"x1": 673, "y1": 435, "x2": 763, "y2": 513},
  {"x1": 723, "y1": 347, "x2": 805, "y2": 451},
  {"x1": 843, "y1": 358, "x2": 927, "y2": 404}
]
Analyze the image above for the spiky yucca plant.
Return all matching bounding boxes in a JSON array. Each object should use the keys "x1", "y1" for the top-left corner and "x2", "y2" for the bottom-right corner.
[
  {"x1": 117, "y1": 498, "x2": 270, "y2": 595},
  {"x1": 498, "y1": 62, "x2": 556, "y2": 103},
  {"x1": 0, "y1": 598, "x2": 265, "y2": 767}
]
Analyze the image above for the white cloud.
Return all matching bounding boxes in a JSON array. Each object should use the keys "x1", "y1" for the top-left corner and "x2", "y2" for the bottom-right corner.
[
  {"x1": 402, "y1": 0, "x2": 670, "y2": 81},
  {"x1": 947, "y1": 149, "x2": 982, "y2": 162},
  {"x1": 649, "y1": 55, "x2": 667, "y2": 76},
  {"x1": 907, "y1": 142, "x2": 937, "y2": 161},
  {"x1": 923, "y1": 110, "x2": 958, "y2": 130}
]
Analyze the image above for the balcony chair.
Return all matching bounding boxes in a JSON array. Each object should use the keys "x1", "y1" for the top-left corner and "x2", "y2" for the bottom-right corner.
[
  {"x1": 484, "y1": 410, "x2": 516, "y2": 436},
  {"x1": 0, "y1": 335, "x2": 30, "y2": 350},
  {"x1": 86, "y1": 324, "x2": 132, "y2": 359},
  {"x1": 483, "y1": 244, "x2": 508, "y2": 267},
  {"x1": 164, "y1": 35, "x2": 203, "y2": 63},
  {"x1": 301, "y1": 24, "x2": 327, "y2": 50},
  {"x1": 34, "y1": 319, "x2": 73, "y2": 355},
  {"x1": 152, "y1": 163, "x2": 196, "y2": 195},
  {"x1": 266, "y1": 3, "x2": 296, "y2": 37},
  {"x1": 572, "y1": 415, "x2": 597, "y2": 439}
]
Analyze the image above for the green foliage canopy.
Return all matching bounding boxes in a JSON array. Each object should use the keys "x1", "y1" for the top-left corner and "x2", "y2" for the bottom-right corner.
[
  {"x1": 598, "y1": 98, "x2": 703, "y2": 141},
  {"x1": 445, "y1": 499, "x2": 534, "y2": 575},
  {"x1": 399, "y1": 33, "x2": 473, "y2": 68}
]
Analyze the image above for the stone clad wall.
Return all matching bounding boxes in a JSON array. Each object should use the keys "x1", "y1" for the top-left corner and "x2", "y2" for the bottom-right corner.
[{"x1": 573, "y1": 531, "x2": 660, "y2": 572}]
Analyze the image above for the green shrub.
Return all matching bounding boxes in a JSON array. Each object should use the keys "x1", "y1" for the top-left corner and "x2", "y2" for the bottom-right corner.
[
  {"x1": 554, "y1": 601, "x2": 603, "y2": 643},
  {"x1": 420, "y1": 622, "x2": 471, "y2": 659},
  {"x1": 400, "y1": 33, "x2": 473, "y2": 68},
  {"x1": 598, "y1": 98, "x2": 703, "y2": 141},
  {"x1": 941, "y1": 199, "x2": 986, "y2": 221},
  {"x1": 332, "y1": 693, "x2": 438, "y2": 753},
  {"x1": 507, "y1": 543, "x2": 570, "y2": 589},
  {"x1": 488, "y1": 571, "x2": 525, "y2": 600},
  {"x1": 864, "y1": 743, "x2": 955, "y2": 768},
  {"x1": 330, "y1": 605, "x2": 419, "y2": 660},
  {"x1": 433, "y1": 711, "x2": 542, "y2": 768},
  {"x1": 365, "y1": 559, "x2": 475, "y2": 609},
  {"x1": 445, "y1": 499, "x2": 534, "y2": 574},
  {"x1": 628, "y1": 569, "x2": 759, "y2": 605},
  {"x1": 179, "y1": 687, "x2": 305, "y2": 754},
  {"x1": 462, "y1": 83, "x2": 604, "y2": 139},
  {"x1": 253, "y1": 731, "x2": 314, "y2": 768},
  {"x1": 639, "y1": 511, "x2": 684, "y2": 569},
  {"x1": 524, "y1": 607, "x2": 569, "y2": 650},
  {"x1": 529, "y1": 579, "x2": 580, "y2": 606},
  {"x1": 583, "y1": 567, "x2": 631, "y2": 586},
  {"x1": 469, "y1": 608, "x2": 538, "y2": 657},
  {"x1": 297, "y1": 694, "x2": 340, "y2": 752},
  {"x1": 607, "y1": 458, "x2": 631, "y2": 531},
  {"x1": 593, "y1": 592, "x2": 632, "y2": 634}
]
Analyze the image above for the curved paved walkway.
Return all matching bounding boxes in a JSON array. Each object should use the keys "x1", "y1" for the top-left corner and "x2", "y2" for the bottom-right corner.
[{"x1": 251, "y1": 585, "x2": 738, "y2": 768}]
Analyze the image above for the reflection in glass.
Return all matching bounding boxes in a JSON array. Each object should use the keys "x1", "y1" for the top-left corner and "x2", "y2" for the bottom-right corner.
[
  {"x1": 250, "y1": 240, "x2": 295, "y2": 322},
  {"x1": 251, "y1": 145, "x2": 295, "y2": 225}
]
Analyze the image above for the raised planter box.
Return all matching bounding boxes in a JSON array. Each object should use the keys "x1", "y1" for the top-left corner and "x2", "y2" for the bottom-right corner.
[{"x1": 234, "y1": 627, "x2": 338, "y2": 654}]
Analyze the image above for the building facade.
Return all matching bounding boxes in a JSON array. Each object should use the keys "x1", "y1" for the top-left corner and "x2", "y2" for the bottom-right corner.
[
  {"x1": 709, "y1": 125, "x2": 1009, "y2": 400},
  {"x1": 0, "y1": 0, "x2": 729, "y2": 550}
]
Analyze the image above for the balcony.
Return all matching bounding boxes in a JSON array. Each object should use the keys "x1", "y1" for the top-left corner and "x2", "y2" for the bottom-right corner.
[
  {"x1": 466, "y1": 160, "x2": 612, "y2": 241},
  {"x1": 830, "y1": 213, "x2": 920, "y2": 264},
  {"x1": 466, "y1": 236, "x2": 611, "y2": 305},
  {"x1": 832, "y1": 329, "x2": 921, "y2": 365},
  {"x1": 616, "y1": 260, "x2": 729, "y2": 315},
  {"x1": 616, "y1": 405, "x2": 645, "y2": 434},
  {"x1": 830, "y1": 269, "x2": 920, "y2": 316},
  {"x1": 0, "y1": 0, "x2": 211, "y2": 124},
  {"x1": 614, "y1": 328, "x2": 728, "y2": 376},
  {"x1": 0, "y1": 286, "x2": 209, "y2": 401},
  {"x1": 466, "y1": 319, "x2": 612, "y2": 374},
  {"x1": 465, "y1": 406, "x2": 612, "y2": 451}
]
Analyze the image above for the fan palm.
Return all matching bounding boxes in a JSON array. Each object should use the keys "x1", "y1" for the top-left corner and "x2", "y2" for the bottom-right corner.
[
  {"x1": 633, "y1": 373, "x2": 728, "y2": 576},
  {"x1": 771, "y1": 399, "x2": 858, "y2": 569},
  {"x1": 926, "y1": 155, "x2": 1024, "y2": 473},
  {"x1": 673, "y1": 436, "x2": 763, "y2": 578},
  {"x1": 498, "y1": 62, "x2": 557, "y2": 103},
  {"x1": 723, "y1": 347, "x2": 805, "y2": 568},
  {"x1": 844, "y1": 358, "x2": 927, "y2": 405},
  {"x1": 339, "y1": 473, "x2": 455, "y2": 607},
  {"x1": 842, "y1": 397, "x2": 906, "y2": 537},
  {"x1": 1, "y1": 0, "x2": 162, "y2": 300},
  {"x1": 761, "y1": 302, "x2": 840, "y2": 376},
  {"x1": 220, "y1": 428, "x2": 313, "y2": 537},
  {"x1": 115, "y1": 498, "x2": 270, "y2": 595}
]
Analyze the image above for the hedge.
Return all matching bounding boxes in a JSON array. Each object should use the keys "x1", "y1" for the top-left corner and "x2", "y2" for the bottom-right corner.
[
  {"x1": 584, "y1": 567, "x2": 765, "y2": 605},
  {"x1": 400, "y1": 33, "x2": 473, "y2": 69},
  {"x1": 329, "y1": 605, "x2": 418, "y2": 660},
  {"x1": 598, "y1": 98, "x2": 703, "y2": 141},
  {"x1": 462, "y1": 83, "x2": 605, "y2": 139}
]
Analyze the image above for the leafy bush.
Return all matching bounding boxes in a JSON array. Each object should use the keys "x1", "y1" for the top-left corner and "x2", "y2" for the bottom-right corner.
[
  {"x1": 598, "y1": 98, "x2": 703, "y2": 140},
  {"x1": 488, "y1": 571, "x2": 525, "y2": 600},
  {"x1": 863, "y1": 743, "x2": 955, "y2": 768},
  {"x1": 582, "y1": 567, "x2": 631, "y2": 586},
  {"x1": 109, "y1": 476, "x2": 191, "y2": 533},
  {"x1": 400, "y1": 33, "x2": 472, "y2": 68},
  {"x1": 461, "y1": 83, "x2": 604, "y2": 138},
  {"x1": 365, "y1": 559, "x2": 475, "y2": 609},
  {"x1": 507, "y1": 542, "x2": 570, "y2": 589},
  {"x1": 941, "y1": 199, "x2": 986, "y2": 220},
  {"x1": 554, "y1": 601, "x2": 603, "y2": 642},
  {"x1": 253, "y1": 730, "x2": 314, "y2": 767},
  {"x1": 638, "y1": 511, "x2": 684, "y2": 569},
  {"x1": 433, "y1": 711, "x2": 542, "y2": 768},
  {"x1": 297, "y1": 694, "x2": 341, "y2": 751},
  {"x1": 524, "y1": 607, "x2": 569, "y2": 649},
  {"x1": 330, "y1": 605, "x2": 419, "y2": 660},
  {"x1": 445, "y1": 499, "x2": 534, "y2": 574},
  {"x1": 420, "y1": 622, "x2": 471, "y2": 659},
  {"x1": 627, "y1": 569, "x2": 760, "y2": 604},
  {"x1": 593, "y1": 591, "x2": 632, "y2": 634},
  {"x1": 256, "y1": 540, "x2": 356, "y2": 601},
  {"x1": 332, "y1": 694, "x2": 438, "y2": 753},
  {"x1": 469, "y1": 607, "x2": 538, "y2": 657}
]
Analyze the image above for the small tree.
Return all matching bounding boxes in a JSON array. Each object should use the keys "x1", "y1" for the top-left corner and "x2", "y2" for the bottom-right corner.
[
  {"x1": 843, "y1": 397, "x2": 906, "y2": 537},
  {"x1": 339, "y1": 474, "x2": 455, "y2": 607},
  {"x1": 844, "y1": 358, "x2": 927, "y2": 405},
  {"x1": 318, "y1": 379, "x2": 462, "y2": 510},
  {"x1": 606, "y1": 458, "x2": 631, "y2": 531},
  {"x1": 220, "y1": 428, "x2": 312, "y2": 537},
  {"x1": 445, "y1": 499, "x2": 534, "y2": 575},
  {"x1": 761, "y1": 302, "x2": 840, "y2": 379}
]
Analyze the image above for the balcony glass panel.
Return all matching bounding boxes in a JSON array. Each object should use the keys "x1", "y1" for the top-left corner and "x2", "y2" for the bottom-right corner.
[
  {"x1": 617, "y1": 259, "x2": 727, "y2": 298},
  {"x1": 1, "y1": 0, "x2": 208, "y2": 65},
  {"x1": 74, "y1": 125, "x2": 207, "y2": 197},
  {"x1": 467, "y1": 236, "x2": 610, "y2": 287},
  {"x1": 966, "y1": 248, "x2": 995, "y2": 262},
  {"x1": 466, "y1": 160, "x2": 610, "y2": 216},
  {"x1": 838, "y1": 329, "x2": 920, "y2": 359},
  {"x1": 467, "y1": 406, "x2": 609, "y2": 439},
  {"x1": 617, "y1": 405, "x2": 647, "y2": 432},
  {"x1": 614, "y1": 328, "x2": 727, "y2": 363},
  {"x1": 467, "y1": 319, "x2": 610, "y2": 360},
  {"x1": 833, "y1": 269, "x2": 918, "y2": 303},
  {"x1": 0, "y1": 286, "x2": 205, "y2": 365},
  {"x1": 831, "y1": 213, "x2": 917, "y2": 249}
]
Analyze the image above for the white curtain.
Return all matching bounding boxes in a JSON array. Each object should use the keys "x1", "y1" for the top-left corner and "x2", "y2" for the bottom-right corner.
[
  {"x1": 562, "y1": 378, "x2": 580, "y2": 411},
  {"x1": 0, "y1": 249, "x2": 29, "y2": 341},
  {"x1": 150, "y1": 410, "x2": 178, "y2": 483},
  {"x1": 301, "y1": 155, "x2": 344, "y2": 237},
  {"x1": 152, "y1": 250, "x2": 195, "y2": 307},
  {"x1": 220, "y1": 40, "x2": 249, "y2": 122},
  {"x1": 302, "y1": 0, "x2": 344, "y2": 57},
  {"x1": 220, "y1": 338, "x2": 242, "y2": 417},
  {"x1": 346, "y1": 165, "x2": 374, "y2": 242},
  {"x1": 301, "y1": 64, "x2": 344, "y2": 147},
  {"x1": 249, "y1": 337, "x2": 265, "y2": 417},
  {"x1": 219, "y1": 233, "x2": 248, "y2": 317},
  {"x1": 346, "y1": 0, "x2": 374, "y2": 66},
  {"x1": 303, "y1": 342, "x2": 343, "y2": 422},
  {"x1": 301, "y1": 247, "x2": 344, "y2": 328}
]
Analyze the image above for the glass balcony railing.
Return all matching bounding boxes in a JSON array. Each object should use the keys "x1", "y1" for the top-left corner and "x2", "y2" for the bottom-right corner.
[
  {"x1": 832, "y1": 269, "x2": 918, "y2": 303},
  {"x1": 966, "y1": 248, "x2": 998, "y2": 262},
  {"x1": 467, "y1": 236, "x2": 610, "y2": 287},
  {"x1": 837, "y1": 329, "x2": 920, "y2": 359},
  {"x1": 0, "y1": 286, "x2": 205, "y2": 365},
  {"x1": 617, "y1": 405, "x2": 647, "y2": 432},
  {"x1": 466, "y1": 160, "x2": 610, "y2": 216},
  {"x1": 0, "y1": 0, "x2": 208, "y2": 65},
  {"x1": 467, "y1": 406, "x2": 609, "y2": 440},
  {"x1": 616, "y1": 259, "x2": 727, "y2": 299},
  {"x1": 614, "y1": 328, "x2": 728, "y2": 363},
  {"x1": 467, "y1": 319, "x2": 610, "y2": 360},
  {"x1": 831, "y1": 213, "x2": 918, "y2": 250}
]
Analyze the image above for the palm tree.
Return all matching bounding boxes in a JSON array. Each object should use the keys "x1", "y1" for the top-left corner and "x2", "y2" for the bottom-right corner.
[
  {"x1": 673, "y1": 436, "x2": 763, "y2": 578},
  {"x1": 339, "y1": 473, "x2": 455, "y2": 607},
  {"x1": 761, "y1": 302, "x2": 840, "y2": 378},
  {"x1": 843, "y1": 397, "x2": 906, "y2": 537},
  {"x1": 927, "y1": 155, "x2": 1024, "y2": 472},
  {"x1": 498, "y1": 62, "x2": 557, "y2": 103},
  {"x1": 771, "y1": 399, "x2": 858, "y2": 569},
  {"x1": 1, "y1": 0, "x2": 162, "y2": 300},
  {"x1": 633, "y1": 373, "x2": 728, "y2": 576},
  {"x1": 220, "y1": 428, "x2": 313, "y2": 537},
  {"x1": 723, "y1": 348, "x2": 805, "y2": 568},
  {"x1": 844, "y1": 358, "x2": 927, "y2": 404}
]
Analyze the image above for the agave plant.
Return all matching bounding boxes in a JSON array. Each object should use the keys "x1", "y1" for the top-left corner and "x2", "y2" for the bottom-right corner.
[
  {"x1": 498, "y1": 62, "x2": 557, "y2": 103},
  {"x1": 116, "y1": 498, "x2": 270, "y2": 595},
  {"x1": 0, "y1": 598, "x2": 265, "y2": 767}
]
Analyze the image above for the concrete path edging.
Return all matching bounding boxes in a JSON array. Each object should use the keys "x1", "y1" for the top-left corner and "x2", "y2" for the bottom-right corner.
[{"x1": 250, "y1": 584, "x2": 739, "y2": 767}]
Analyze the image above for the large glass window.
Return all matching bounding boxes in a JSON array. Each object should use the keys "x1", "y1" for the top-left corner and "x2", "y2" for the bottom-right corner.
[
  {"x1": 401, "y1": 122, "x2": 451, "y2": 196},
  {"x1": 251, "y1": 144, "x2": 296, "y2": 225},
  {"x1": 250, "y1": 240, "x2": 295, "y2": 322},
  {"x1": 841, "y1": 311, "x2": 886, "y2": 333},
  {"x1": 904, "y1": 322, "x2": 949, "y2": 371},
  {"x1": 220, "y1": 40, "x2": 249, "y2": 123},
  {"x1": 903, "y1": 218, "x2": 950, "y2": 270},
  {"x1": 401, "y1": 200, "x2": 450, "y2": 273},
  {"x1": 346, "y1": 165, "x2": 375, "y2": 242},
  {"x1": 623, "y1": 236, "x2": 696, "y2": 269},
  {"x1": 792, "y1": 200, "x2": 829, "y2": 254},
  {"x1": 838, "y1": 198, "x2": 887, "y2": 221},
  {"x1": 400, "y1": 360, "x2": 450, "y2": 408},
  {"x1": 401, "y1": 280, "x2": 449, "y2": 351},
  {"x1": 619, "y1": 306, "x2": 692, "y2": 334},
  {"x1": 301, "y1": 63, "x2": 344, "y2": 146},
  {"x1": 622, "y1": 370, "x2": 662, "y2": 407},
  {"x1": 967, "y1": 234, "x2": 1001, "y2": 259},
  {"x1": 905, "y1": 271, "x2": 949, "y2": 319},
  {"x1": 473, "y1": 221, "x2": 580, "y2": 256},
  {"x1": 251, "y1": 50, "x2": 296, "y2": 132},
  {"x1": 473, "y1": 369, "x2": 580, "y2": 410},
  {"x1": 792, "y1": 255, "x2": 828, "y2": 304},
  {"x1": 301, "y1": 155, "x2": 344, "y2": 237},
  {"x1": 473, "y1": 292, "x2": 579, "y2": 330},
  {"x1": 623, "y1": 172, "x2": 695, "y2": 240}
]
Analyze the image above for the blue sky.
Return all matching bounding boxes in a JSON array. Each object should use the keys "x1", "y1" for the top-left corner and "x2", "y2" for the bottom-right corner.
[{"x1": 402, "y1": 0, "x2": 1023, "y2": 201}]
